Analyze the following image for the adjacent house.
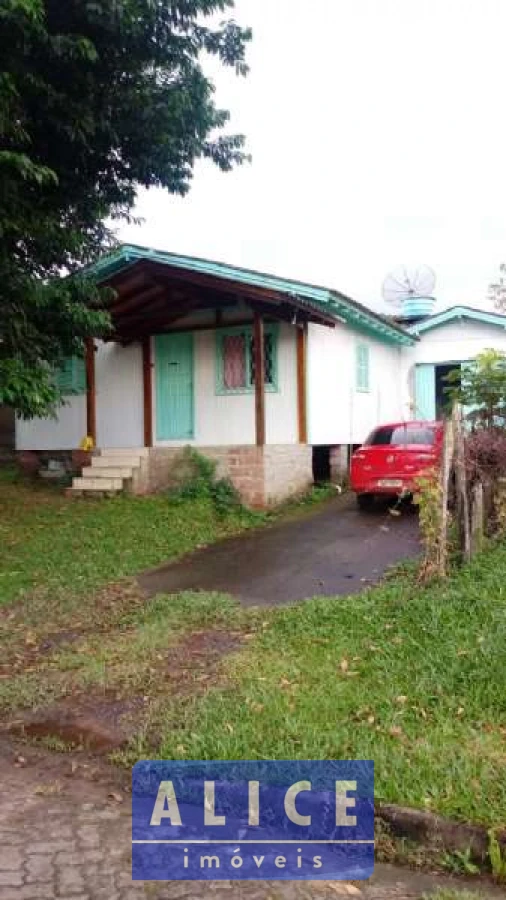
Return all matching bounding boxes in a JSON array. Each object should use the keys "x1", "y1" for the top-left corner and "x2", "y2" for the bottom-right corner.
[
  {"x1": 15, "y1": 246, "x2": 506, "y2": 506},
  {"x1": 401, "y1": 306, "x2": 506, "y2": 420}
]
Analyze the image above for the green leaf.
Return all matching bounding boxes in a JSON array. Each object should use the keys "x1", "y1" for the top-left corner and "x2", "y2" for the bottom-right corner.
[{"x1": 0, "y1": 0, "x2": 250, "y2": 417}]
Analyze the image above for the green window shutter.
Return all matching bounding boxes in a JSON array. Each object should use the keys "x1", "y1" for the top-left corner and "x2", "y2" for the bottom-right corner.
[
  {"x1": 56, "y1": 357, "x2": 86, "y2": 395},
  {"x1": 73, "y1": 357, "x2": 86, "y2": 393},
  {"x1": 356, "y1": 344, "x2": 370, "y2": 392}
]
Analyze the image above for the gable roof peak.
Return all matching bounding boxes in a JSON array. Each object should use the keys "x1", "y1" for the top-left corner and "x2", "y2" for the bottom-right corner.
[{"x1": 408, "y1": 304, "x2": 506, "y2": 335}]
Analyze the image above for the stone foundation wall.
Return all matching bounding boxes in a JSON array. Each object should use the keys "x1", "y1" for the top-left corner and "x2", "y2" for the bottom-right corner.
[
  {"x1": 263, "y1": 446, "x2": 313, "y2": 505},
  {"x1": 132, "y1": 448, "x2": 189, "y2": 496},
  {"x1": 132, "y1": 445, "x2": 313, "y2": 508},
  {"x1": 330, "y1": 445, "x2": 350, "y2": 480},
  {"x1": 17, "y1": 449, "x2": 92, "y2": 477}
]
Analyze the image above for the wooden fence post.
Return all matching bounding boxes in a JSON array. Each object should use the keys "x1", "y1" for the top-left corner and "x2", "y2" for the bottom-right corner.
[
  {"x1": 470, "y1": 482, "x2": 485, "y2": 556},
  {"x1": 453, "y1": 403, "x2": 471, "y2": 562},
  {"x1": 439, "y1": 415, "x2": 455, "y2": 577}
]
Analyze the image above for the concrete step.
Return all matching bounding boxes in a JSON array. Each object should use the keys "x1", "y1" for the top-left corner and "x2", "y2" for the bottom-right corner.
[
  {"x1": 72, "y1": 477, "x2": 123, "y2": 491},
  {"x1": 92, "y1": 456, "x2": 142, "y2": 470},
  {"x1": 98, "y1": 447, "x2": 150, "y2": 458},
  {"x1": 83, "y1": 466, "x2": 133, "y2": 480}
]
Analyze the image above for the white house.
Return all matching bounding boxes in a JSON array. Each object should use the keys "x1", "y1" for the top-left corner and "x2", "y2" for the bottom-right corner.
[
  {"x1": 15, "y1": 246, "x2": 506, "y2": 505},
  {"x1": 15, "y1": 245, "x2": 413, "y2": 505}
]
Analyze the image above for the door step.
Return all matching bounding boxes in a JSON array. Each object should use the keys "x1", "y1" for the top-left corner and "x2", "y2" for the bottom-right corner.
[
  {"x1": 91, "y1": 456, "x2": 141, "y2": 470},
  {"x1": 70, "y1": 448, "x2": 147, "y2": 496},
  {"x1": 72, "y1": 476, "x2": 124, "y2": 492}
]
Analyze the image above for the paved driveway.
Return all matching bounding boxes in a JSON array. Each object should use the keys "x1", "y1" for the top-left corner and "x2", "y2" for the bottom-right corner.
[{"x1": 139, "y1": 496, "x2": 420, "y2": 606}]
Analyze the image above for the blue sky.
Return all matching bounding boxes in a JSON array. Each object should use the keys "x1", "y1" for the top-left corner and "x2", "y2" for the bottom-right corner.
[{"x1": 119, "y1": 0, "x2": 506, "y2": 313}]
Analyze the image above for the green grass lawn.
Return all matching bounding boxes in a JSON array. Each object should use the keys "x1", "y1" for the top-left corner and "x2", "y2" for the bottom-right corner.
[
  {"x1": 148, "y1": 545, "x2": 506, "y2": 829},
  {"x1": 1, "y1": 472, "x2": 506, "y2": 830},
  {"x1": 0, "y1": 468, "x2": 256, "y2": 619}
]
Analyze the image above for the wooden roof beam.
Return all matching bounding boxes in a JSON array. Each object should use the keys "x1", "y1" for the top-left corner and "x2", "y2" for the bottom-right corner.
[
  {"x1": 109, "y1": 284, "x2": 166, "y2": 317},
  {"x1": 115, "y1": 299, "x2": 203, "y2": 344},
  {"x1": 142, "y1": 260, "x2": 315, "y2": 311},
  {"x1": 119, "y1": 260, "x2": 334, "y2": 326},
  {"x1": 247, "y1": 297, "x2": 336, "y2": 328}
]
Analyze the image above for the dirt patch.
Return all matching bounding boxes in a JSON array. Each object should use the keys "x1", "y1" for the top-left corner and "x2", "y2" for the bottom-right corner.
[
  {"x1": 4, "y1": 627, "x2": 244, "y2": 755},
  {"x1": 165, "y1": 628, "x2": 244, "y2": 693},
  {"x1": 6, "y1": 693, "x2": 138, "y2": 753},
  {"x1": 0, "y1": 577, "x2": 147, "y2": 676},
  {"x1": 0, "y1": 733, "x2": 131, "y2": 817}
]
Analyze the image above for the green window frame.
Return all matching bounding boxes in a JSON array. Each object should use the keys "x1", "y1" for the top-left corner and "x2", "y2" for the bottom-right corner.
[
  {"x1": 216, "y1": 325, "x2": 279, "y2": 395},
  {"x1": 356, "y1": 343, "x2": 370, "y2": 393},
  {"x1": 55, "y1": 356, "x2": 86, "y2": 395}
]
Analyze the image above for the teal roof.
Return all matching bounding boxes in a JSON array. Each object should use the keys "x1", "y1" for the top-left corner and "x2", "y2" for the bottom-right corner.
[
  {"x1": 88, "y1": 244, "x2": 416, "y2": 347},
  {"x1": 409, "y1": 305, "x2": 506, "y2": 335}
]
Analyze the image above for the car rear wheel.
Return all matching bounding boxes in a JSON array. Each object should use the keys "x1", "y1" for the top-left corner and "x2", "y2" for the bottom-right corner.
[{"x1": 357, "y1": 493, "x2": 375, "y2": 511}]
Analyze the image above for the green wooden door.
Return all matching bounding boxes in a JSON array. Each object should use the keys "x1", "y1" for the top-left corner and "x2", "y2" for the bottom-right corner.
[
  {"x1": 415, "y1": 364, "x2": 436, "y2": 420},
  {"x1": 155, "y1": 334, "x2": 194, "y2": 440}
]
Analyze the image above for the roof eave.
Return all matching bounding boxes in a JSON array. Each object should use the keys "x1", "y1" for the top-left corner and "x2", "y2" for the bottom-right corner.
[
  {"x1": 329, "y1": 292, "x2": 416, "y2": 346},
  {"x1": 86, "y1": 245, "x2": 416, "y2": 346},
  {"x1": 409, "y1": 305, "x2": 506, "y2": 335}
]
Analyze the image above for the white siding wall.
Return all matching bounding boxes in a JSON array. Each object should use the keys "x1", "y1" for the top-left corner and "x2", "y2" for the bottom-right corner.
[
  {"x1": 16, "y1": 341, "x2": 143, "y2": 451},
  {"x1": 96, "y1": 342, "x2": 143, "y2": 448},
  {"x1": 16, "y1": 325, "x2": 299, "y2": 451},
  {"x1": 16, "y1": 397, "x2": 86, "y2": 451},
  {"x1": 399, "y1": 319, "x2": 506, "y2": 415},
  {"x1": 153, "y1": 322, "x2": 299, "y2": 447},
  {"x1": 307, "y1": 323, "x2": 404, "y2": 445}
]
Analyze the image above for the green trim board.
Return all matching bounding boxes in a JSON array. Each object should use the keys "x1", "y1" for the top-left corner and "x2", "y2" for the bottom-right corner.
[
  {"x1": 215, "y1": 324, "x2": 279, "y2": 395},
  {"x1": 409, "y1": 305, "x2": 506, "y2": 335},
  {"x1": 155, "y1": 333, "x2": 194, "y2": 441},
  {"x1": 85, "y1": 244, "x2": 416, "y2": 348}
]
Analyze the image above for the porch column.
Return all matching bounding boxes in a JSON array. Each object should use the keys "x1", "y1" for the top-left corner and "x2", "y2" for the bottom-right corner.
[
  {"x1": 142, "y1": 337, "x2": 153, "y2": 447},
  {"x1": 254, "y1": 311, "x2": 266, "y2": 447},
  {"x1": 297, "y1": 326, "x2": 308, "y2": 443},
  {"x1": 85, "y1": 338, "x2": 97, "y2": 445}
]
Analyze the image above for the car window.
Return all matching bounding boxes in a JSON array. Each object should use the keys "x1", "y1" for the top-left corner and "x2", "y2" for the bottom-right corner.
[
  {"x1": 365, "y1": 427, "x2": 395, "y2": 446},
  {"x1": 365, "y1": 425, "x2": 436, "y2": 446}
]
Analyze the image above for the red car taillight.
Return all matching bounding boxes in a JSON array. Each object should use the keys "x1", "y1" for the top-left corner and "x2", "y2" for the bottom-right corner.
[{"x1": 413, "y1": 452, "x2": 437, "y2": 463}]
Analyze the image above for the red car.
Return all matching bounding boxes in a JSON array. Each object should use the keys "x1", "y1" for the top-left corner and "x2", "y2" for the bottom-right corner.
[{"x1": 350, "y1": 421, "x2": 444, "y2": 510}]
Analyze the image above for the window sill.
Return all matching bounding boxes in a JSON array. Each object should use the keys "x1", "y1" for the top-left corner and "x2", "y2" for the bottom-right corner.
[{"x1": 215, "y1": 384, "x2": 279, "y2": 397}]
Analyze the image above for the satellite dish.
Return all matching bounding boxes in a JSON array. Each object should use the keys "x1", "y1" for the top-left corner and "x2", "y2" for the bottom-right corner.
[{"x1": 382, "y1": 265, "x2": 436, "y2": 308}]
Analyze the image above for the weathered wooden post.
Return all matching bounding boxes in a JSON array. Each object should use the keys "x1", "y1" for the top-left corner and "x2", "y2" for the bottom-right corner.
[
  {"x1": 439, "y1": 415, "x2": 455, "y2": 577},
  {"x1": 496, "y1": 477, "x2": 506, "y2": 533},
  {"x1": 453, "y1": 403, "x2": 471, "y2": 562},
  {"x1": 470, "y1": 482, "x2": 485, "y2": 556}
]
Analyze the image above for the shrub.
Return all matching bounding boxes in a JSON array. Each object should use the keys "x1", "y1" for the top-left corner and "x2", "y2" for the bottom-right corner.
[
  {"x1": 171, "y1": 449, "x2": 243, "y2": 517},
  {"x1": 445, "y1": 349, "x2": 506, "y2": 429},
  {"x1": 465, "y1": 428, "x2": 506, "y2": 485}
]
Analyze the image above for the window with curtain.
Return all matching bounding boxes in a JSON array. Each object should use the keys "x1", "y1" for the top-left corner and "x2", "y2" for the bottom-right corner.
[
  {"x1": 222, "y1": 334, "x2": 247, "y2": 390},
  {"x1": 217, "y1": 327, "x2": 278, "y2": 394}
]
